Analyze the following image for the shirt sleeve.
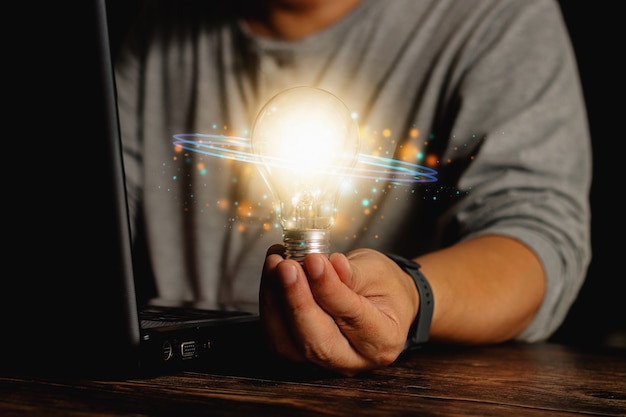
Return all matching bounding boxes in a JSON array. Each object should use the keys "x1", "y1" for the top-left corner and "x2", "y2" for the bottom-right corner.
[{"x1": 443, "y1": 0, "x2": 592, "y2": 341}]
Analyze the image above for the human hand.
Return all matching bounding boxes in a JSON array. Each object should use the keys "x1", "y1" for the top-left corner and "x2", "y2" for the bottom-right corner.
[{"x1": 259, "y1": 246, "x2": 419, "y2": 376}]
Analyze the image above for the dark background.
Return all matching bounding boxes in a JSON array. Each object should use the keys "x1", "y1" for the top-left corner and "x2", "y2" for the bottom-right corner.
[
  {"x1": 105, "y1": 1, "x2": 624, "y2": 347},
  {"x1": 550, "y1": 2, "x2": 624, "y2": 347}
]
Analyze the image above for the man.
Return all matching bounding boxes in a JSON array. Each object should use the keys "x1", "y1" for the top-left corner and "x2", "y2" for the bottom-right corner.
[{"x1": 115, "y1": 0, "x2": 591, "y2": 375}]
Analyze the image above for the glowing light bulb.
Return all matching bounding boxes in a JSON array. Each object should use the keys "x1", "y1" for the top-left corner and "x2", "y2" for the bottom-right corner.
[{"x1": 252, "y1": 86, "x2": 360, "y2": 261}]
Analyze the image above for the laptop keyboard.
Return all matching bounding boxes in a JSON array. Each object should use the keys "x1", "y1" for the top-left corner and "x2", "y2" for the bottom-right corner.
[{"x1": 140, "y1": 305, "x2": 252, "y2": 329}]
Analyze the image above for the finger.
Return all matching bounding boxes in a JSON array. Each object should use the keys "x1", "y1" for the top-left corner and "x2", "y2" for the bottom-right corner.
[
  {"x1": 304, "y1": 253, "x2": 368, "y2": 324},
  {"x1": 259, "y1": 254, "x2": 305, "y2": 362},
  {"x1": 266, "y1": 243, "x2": 285, "y2": 257},
  {"x1": 306, "y1": 253, "x2": 403, "y2": 359},
  {"x1": 275, "y1": 257, "x2": 366, "y2": 371},
  {"x1": 328, "y1": 252, "x2": 352, "y2": 287}
]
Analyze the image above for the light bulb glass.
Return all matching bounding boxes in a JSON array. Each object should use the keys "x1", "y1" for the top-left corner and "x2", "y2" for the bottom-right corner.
[{"x1": 251, "y1": 86, "x2": 360, "y2": 261}]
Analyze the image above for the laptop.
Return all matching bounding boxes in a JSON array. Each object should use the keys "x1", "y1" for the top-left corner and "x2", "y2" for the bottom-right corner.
[{"x1": 2, "y1": 0, "x2": 261, "y2": 376}]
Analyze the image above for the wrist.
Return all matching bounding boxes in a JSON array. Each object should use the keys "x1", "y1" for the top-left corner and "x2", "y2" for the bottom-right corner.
[{"x1": 386, "y1": 253, "x2": 434, "y2": 350}]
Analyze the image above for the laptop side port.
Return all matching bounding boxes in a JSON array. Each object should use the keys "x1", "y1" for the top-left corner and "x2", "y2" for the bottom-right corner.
[
  {"x1": 161, "y1": 340, "x2": 173, "y2": 361},
  {"x1": 180, "y1": 341, "x2": 196, "y2": 359}
]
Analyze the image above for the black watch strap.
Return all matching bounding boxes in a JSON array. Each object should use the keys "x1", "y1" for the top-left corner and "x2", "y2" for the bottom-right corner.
[{"x1": 386, "y1": 253, "x2": 434, "y2": 349}]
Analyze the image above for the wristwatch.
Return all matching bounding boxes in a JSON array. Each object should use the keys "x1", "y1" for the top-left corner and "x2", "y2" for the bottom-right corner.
[{"x1": 386, "y1": 253, "x2": 434, "y2": 350}]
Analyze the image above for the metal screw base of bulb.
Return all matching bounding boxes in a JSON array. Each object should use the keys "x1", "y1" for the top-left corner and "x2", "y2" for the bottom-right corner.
[{"x1": 283, "y1": 229, "x2": 330, "y2": 262}]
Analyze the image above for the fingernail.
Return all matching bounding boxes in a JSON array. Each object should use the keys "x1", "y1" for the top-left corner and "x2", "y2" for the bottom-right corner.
[
  {"x1": 280, "y1": 263, "x2": 298, "y2": 286},
  {"x1": 305, "y1": 254, "x2": 324, "y2": 278}
]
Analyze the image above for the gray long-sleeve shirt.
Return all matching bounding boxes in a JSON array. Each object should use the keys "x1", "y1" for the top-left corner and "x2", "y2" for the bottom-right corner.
[{"x1": 115, "y1": 0, "x2": 592, "y2": 341}]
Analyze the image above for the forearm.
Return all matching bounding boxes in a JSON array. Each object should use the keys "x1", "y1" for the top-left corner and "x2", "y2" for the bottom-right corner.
[{"x1": 417, "y1": 235, "x2": 545, "y2": 345}]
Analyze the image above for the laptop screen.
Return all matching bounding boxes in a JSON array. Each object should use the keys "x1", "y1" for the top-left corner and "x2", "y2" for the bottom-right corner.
[
  {"x1": 3, "y1": 0, "x2": 142, "y2": 374},
  {"x1": 4, "y1": 0, "x2": 261, "y2": 376}
]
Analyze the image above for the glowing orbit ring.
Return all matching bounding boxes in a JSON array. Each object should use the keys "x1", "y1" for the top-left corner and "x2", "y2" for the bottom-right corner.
[{"x1": 172, "y1": 133, "x2": 437, "y2": 184}]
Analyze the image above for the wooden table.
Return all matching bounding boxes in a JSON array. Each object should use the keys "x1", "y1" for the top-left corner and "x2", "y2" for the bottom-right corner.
[{"x1": 1, "y1": 342, "x2": 624, "y2": 416}]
